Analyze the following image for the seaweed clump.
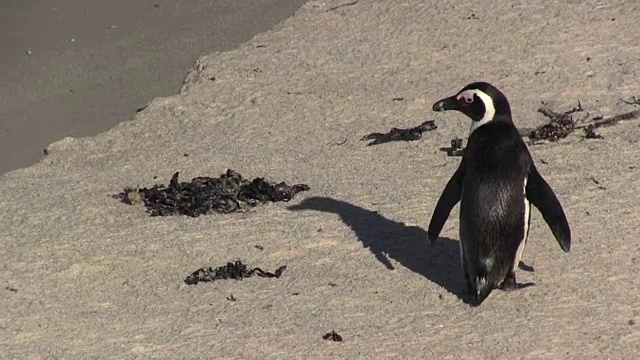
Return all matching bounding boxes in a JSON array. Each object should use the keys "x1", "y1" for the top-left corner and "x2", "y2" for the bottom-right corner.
[
  {"x1": 525, "y1": 101, "x2": 640, "y2": 142},
  {"x1": 361, "y1": 120, "x2": 437, "y2": 146},
  {"x1": 184, "y1": 260, "x2": 287, "y2": 285},
  {"x1": 115, "y1": 169, "x2": 310, "y2": 217},
  {"x1": 529, "y1": 105, "x2": 582, "y2": 142}
]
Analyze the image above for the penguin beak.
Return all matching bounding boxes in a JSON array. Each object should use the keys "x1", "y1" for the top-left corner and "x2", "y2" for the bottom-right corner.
[{"x1": 432, "y1": 96, "x2": 459, "y2": 112}]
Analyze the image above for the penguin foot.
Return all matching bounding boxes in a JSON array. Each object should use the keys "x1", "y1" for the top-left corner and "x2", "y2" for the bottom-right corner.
[
  {"x1": 500, "y1": 281, "x2": 535, "y2": 291},
  {"x1": 500, "y1": 271, "x2": 535, "y2": 291},
  {"x1": 518, "y1": 261, "x2": 535, "y2": 272}
]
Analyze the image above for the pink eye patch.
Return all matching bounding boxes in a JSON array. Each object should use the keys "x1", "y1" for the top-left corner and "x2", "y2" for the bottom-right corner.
[{"x1": 456, "y1": 91, "x2": 475, "y2": 103}]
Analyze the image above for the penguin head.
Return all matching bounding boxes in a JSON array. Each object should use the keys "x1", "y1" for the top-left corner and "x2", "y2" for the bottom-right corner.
[{"x1": 432, "y1": 82, "x2": 512, "y2": 134}]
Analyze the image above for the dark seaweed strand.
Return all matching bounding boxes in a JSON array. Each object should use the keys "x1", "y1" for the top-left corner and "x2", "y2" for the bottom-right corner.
[
  {"x1": 361, "y1": 120, "x2": 437, "y2": 146},
  {"x1": 184, "y1": 260, "x2": 287, "y2": 285}
]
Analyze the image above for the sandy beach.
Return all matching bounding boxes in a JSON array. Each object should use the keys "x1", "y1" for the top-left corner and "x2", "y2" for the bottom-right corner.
[{"x1": 1, "y1": 0, "x2": 640, "y2": 358}]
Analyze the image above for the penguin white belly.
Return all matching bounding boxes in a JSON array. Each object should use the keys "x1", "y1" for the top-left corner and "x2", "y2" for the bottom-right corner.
[
  {"x1": 459, "y1": 184, "x2": 465, "y2": 267},
  {"x1": 513, "y1": 178, "x2": 531, "y2": 268}
]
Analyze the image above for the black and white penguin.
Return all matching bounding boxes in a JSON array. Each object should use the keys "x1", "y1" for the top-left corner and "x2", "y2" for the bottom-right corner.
[{"x1": 427, "y1": 82, "x2": 571, "y2": 306}]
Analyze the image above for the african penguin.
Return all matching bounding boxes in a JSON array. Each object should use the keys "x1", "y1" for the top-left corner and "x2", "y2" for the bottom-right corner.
[{"x1": 427, "y1": 82, "x2": 571, "y2": 306}]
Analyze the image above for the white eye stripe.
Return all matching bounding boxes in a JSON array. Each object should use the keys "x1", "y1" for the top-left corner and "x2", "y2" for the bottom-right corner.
[{"x1": 461, "y1": 89, "x2": 495, "y2": 135}]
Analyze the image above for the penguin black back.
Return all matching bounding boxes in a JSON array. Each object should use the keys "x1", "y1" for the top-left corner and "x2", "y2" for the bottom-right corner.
[{"x1": 459, "y1": 121, "x2": 531, "y2": 304}]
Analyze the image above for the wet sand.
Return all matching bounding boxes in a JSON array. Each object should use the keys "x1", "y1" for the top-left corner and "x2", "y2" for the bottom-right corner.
[{"x1": 0, "y1": 0, "x2": 307, "y2": 173}]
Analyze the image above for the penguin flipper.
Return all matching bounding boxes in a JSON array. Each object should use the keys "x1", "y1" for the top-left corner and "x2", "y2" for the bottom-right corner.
[
  {"x1": 427, "y1": 160, "x2": 464, "y2": 243},
  {"x1": 526, "y1": 165, "x2": 571, "y2": 252}
]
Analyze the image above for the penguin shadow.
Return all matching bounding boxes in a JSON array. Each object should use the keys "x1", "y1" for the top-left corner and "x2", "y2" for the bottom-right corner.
[{"x1": 287, "y1": 196, "x2": 469, "y2": 302}]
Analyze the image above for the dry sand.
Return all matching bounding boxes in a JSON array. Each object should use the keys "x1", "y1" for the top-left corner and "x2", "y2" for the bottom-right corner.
[{"x1": 1, "y1": 0, "x2": 640, "y2": 358}]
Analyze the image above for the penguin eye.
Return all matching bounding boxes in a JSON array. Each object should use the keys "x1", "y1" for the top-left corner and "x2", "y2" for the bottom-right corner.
[{"x1": 464, "y1": 95, "x2": 474, "y2": 104}]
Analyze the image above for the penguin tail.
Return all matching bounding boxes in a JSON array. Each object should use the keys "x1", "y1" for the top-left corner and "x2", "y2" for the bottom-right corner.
[
  {"x1": 427, "y1": 234, "x2": 437, "y2": 245},
  {"x1": 470, "y1": 276, "x2": 494, "y2": 307}
]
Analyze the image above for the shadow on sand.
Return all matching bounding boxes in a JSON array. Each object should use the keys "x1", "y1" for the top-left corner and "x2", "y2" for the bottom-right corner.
[{"x1": 288, "y1": 196, "x2": 470, "y2": 303}]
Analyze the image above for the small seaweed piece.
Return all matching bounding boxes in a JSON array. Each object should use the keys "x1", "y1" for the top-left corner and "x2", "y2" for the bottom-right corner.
[
  {"x1": 589, "y1": 177, "x2": 606, "y2": 190},
  {"x1": 361, "y1": 120, "x2": 437, "y2": 146},
  {"x1": 439, "y1": 137, "x2": 464, "y2": 157},
  {"x1": 328, "y1": 0, "x2": 358, "y2": 11},
  {"x1": 322, "y1": 331, "x2": 343, "y2": 342},
  {"x1": 184, "y1": 260, "x2": 287, "y2": 285},
  {"x1": 115, "y1": 169, "x2": 310, "y2": 217},
  {"x1": 449, "y1": 137, "x2": 464, "y2": 156},
  {"x1": 622, "y1": 96, "x2": 640, "y2": 106},
  {"x1": 583, "y1": 124, "x2": 603, "y2": 139}
]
